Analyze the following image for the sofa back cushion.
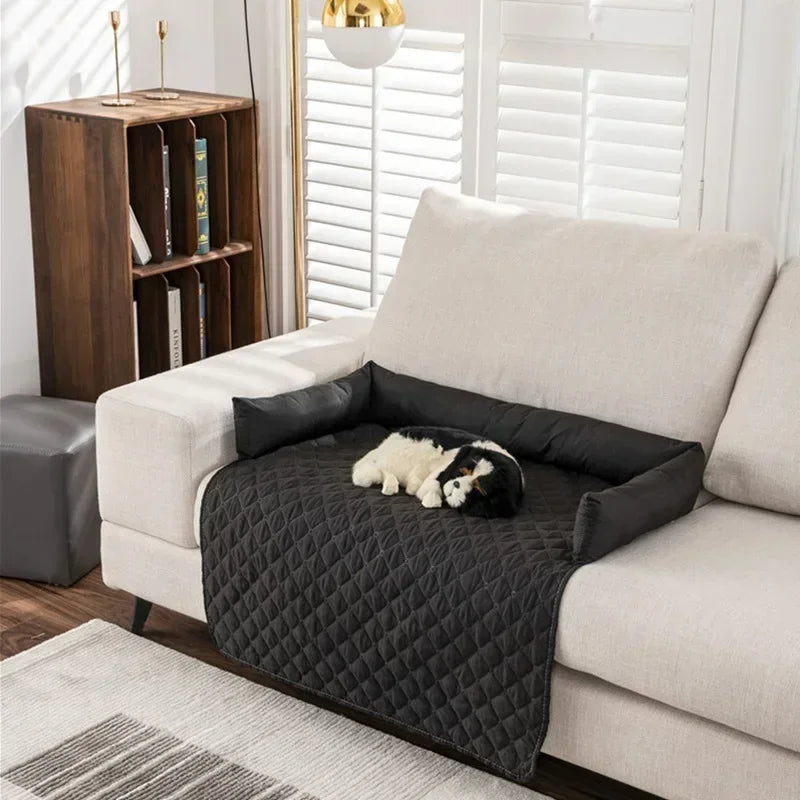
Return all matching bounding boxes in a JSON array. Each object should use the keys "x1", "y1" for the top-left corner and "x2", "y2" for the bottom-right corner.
[
  {"x1": 705, "y1": 259, "x2": 800, "y2": 514},
  {"x1": 366, "y1": 189, "x2": 776, "y2": 454}
]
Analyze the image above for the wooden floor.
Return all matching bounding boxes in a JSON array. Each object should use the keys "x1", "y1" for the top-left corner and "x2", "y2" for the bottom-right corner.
[{"x1": 0, "y1": 568, "x2": 661, "y2": 800}]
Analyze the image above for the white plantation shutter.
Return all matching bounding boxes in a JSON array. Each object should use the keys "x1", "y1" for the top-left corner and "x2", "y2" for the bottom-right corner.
[
  {"x1": 299, "y1": 0, "x2": 713, "y2": 320},
  {"x1": 480, "y1": 0, "x2": 712, "y2": 228},
  {"x1": 302, "y1": 10, "x2": 469, "y2": 323}
]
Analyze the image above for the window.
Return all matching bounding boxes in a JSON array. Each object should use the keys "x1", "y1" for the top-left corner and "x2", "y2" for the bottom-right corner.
[{"x1": 299, "y1": 0, "x2": 714, "y2": 321}]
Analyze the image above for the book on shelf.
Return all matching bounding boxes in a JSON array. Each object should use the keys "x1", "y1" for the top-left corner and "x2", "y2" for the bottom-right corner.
[
  {"x1": 199, "y1": 282, "x2": 208, "y2": 359},
  {"x1": 163, "y1": 145, "x2": 173, "y2": 258},
  {"x1": 133, "y1": 300, "x2": 140, "y2": 380},
  {"x1": 195, "y1": 138, "x2": 210, "y2": 255},
  {"x1": 129, "y1": 206, "x2": 152, "y2": 266},
  {"x1": 167, "y1": 286, "x2": 183, "y2": 369}
]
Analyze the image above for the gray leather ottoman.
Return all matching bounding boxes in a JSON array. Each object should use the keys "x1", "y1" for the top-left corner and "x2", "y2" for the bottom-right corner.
[{"x1": 0, "y1": 395, "x2": 100, "y2": 585}]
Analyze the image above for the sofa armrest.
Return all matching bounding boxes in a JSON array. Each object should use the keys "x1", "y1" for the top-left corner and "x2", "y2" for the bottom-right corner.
[{"x1": 97, "y1": 315, "x2": 373, "y2": 548}]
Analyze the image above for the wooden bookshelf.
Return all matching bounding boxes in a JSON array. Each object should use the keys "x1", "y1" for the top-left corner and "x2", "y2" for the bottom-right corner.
[{"x1": 25, "y1": 89, "x2": 265, "y2": 402}]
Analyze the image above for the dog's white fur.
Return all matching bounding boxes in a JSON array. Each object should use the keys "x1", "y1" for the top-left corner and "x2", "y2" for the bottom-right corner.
[{"x1": 352, "y1": 433, "x2": 458, "y2": 508}]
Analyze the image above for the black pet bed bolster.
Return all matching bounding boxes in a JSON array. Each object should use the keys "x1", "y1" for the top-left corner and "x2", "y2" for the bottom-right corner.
[{"x1": 233, "y1": 361, "x2": 704, "y2": 562}]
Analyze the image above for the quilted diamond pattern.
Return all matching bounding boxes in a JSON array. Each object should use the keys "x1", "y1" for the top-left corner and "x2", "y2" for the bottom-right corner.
[{"x1": 201, "y1": 424, "x2": 609, "y2": 781}]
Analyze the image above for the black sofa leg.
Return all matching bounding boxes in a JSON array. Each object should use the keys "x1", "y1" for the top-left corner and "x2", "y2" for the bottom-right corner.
[{"x1": 130, "y1": 597, "x2": 153, "y2": 635}]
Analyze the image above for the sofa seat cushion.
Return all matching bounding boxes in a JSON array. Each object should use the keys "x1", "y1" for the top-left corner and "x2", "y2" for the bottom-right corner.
[
  {"x1": 705, "y1": 259, "x2": 800, "y2": 514},
  {"x1": 556, "y1": 501, "x2": 800, "y2": 753},
  {"x1": 367, "y1": 189, "x2": 775, "y2": 455}
]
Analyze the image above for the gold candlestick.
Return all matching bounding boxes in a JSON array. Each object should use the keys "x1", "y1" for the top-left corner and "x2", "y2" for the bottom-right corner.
[
  {"x1": 145, "y1": 20, "x2": 180, "y2": 100},
  {"x1": 102, "y1": 10, "x2": 136, "y2": 106}
]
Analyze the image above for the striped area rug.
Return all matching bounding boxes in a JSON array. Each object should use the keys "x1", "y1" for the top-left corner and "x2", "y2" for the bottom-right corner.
[{"x1": 0, "y1": 621, "x2": 549, "y2": 800}]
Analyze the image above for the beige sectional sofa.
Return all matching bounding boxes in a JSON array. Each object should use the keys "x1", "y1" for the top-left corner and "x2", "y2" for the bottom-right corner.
[{"x1": 97, "y1": 191, "x2": 800, "y2": 799}]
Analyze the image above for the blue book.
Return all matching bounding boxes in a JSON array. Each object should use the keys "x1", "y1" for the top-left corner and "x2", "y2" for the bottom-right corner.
[{"x1": 195, "y1": 138, "x2": 210, "y2": 255}]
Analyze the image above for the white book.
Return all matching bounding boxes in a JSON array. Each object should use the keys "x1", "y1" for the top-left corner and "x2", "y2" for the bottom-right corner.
[
  {"x1": 167, "y1": 287, "x2": 183, "y2": 369},
  {"x1": 129, "y1": 205, "x2": 152, "y2": 266}
]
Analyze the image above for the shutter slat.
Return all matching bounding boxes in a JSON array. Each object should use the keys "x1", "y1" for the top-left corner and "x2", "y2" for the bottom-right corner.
[
  {"x1": 382, "y1": 110, "x2": 462, "y2": 139},
  {"x1": 378, "y1": 233, "x2": 407, "y2": 258},
  {"x1": 382, "y1": 131, "x2": 461, "y2": 160},
  {"x1": 307, "y1": 141, "x2": 371, "y2": 170},
  {"x1": 307, "y1": 182, "x2": 372, "y2": 212},
  {"x1": 307, "y1": 280, "x2": 371, "y2": 310},
  {"x1": 591, "y1": 70, "x2": 687, "y2": 101},
  {"x1": 499, "y1": 107, "x2": 582, "y2": 138},
  {"x1": 307, "y1": 202, "x2": 372, "y2": 232},
  {"x1": 584, "y1": 185, "x2": 679, "y2": 218},
  {"x1": 378, "y1": 213, "x2": 413, "y2": 238},
  {"x1": 379, "y1": 194, "x2": 421, "y2": 218},
  {"x1": 586, "y1": 140, "x2": 683, "y2": 172},
  {"x1": 382, "y1": 88, "x2": 462, "y2": 118},
  {"x1": 378, "y1": 254, "x2": 401, "y2": 277},
  {"x1": 308, "y1": 262, "x2": 371, "y2": 291},
  {"x1": 306, "y1": 162, "x2": 371, "y2": 191},
  {"x1": 307, "y1": 221, "x2": 371, "y2": 252},
  {"x1": 589, "y1": 94, "x2": 685, "y2": 126},
  {"x1": 306, "y1": 100, "x2": 372, "y2": 128},
  {"x1": 499, "y1": 85, "x2": 583, "y2": 114},
  {"x1": 305, "y1": 59, "x2": 371, "y2": 87},
  {"x1": 500, "y1": 62, "x2": 584, "y2": 91},
  {"x1": 383, "y1": 67, "x2": 463, "y2": 96},
  {"x1": 307, "y1": 121, "x2": 372, "y2": 149},
  {"x1": 498, "y1": 152, "x2": 579, "y2": 183},
  {"x1": 382, "y1": 173, "x2": 460, "y2": 199},
  {"x1": 382, "y1": 152, "x2": 461, "y2": 182},
  {"x1": 306, "y1": 79, "x2": 372, "y2": 108},
  {"x1": 497, "y1": 174, "x2": 579, "y2": 205},
  {"x1": 588, "y1": 117, "x2": 684, "y2": 149},
  {"x1": 498, "y1": 130, "x2": 580, "y2": 161},
  {"x1": 586, "y1": 163, "x2": 681, "y2": 196},
  {"x1": 307, "y1": 242, "x2": 371, "y2": 271},
  {"x1": 307, "y1": 299, "x2": 362, "y2": 322}
]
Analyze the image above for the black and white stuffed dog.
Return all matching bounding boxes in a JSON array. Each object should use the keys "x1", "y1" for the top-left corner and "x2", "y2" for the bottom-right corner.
[{"x1": 352, "y1": 427, "x2": 525, "y2": 518}]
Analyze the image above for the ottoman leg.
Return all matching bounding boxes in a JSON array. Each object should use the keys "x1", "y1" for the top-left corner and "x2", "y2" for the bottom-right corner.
[{"x1": 130, "y1": 598, "x2": 153, "y2": 635}]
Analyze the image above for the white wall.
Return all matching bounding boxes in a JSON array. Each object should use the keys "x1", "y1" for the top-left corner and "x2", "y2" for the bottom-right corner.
[{"x1": 0, "y1": 0, "x2": 214, "y2": 396}]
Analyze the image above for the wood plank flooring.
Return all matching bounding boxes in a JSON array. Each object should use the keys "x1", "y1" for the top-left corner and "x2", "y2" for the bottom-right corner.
[{"x1": 0, "y1": 568, "x2": 661, "y2": 800}]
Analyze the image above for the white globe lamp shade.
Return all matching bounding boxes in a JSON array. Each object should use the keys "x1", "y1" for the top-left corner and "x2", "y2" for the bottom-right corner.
[
  {"x1": 321, "y1": 0, "x2": 406, "y2": 70},
  {"x1": 322, "y1": 24, "x2": 406, "y2": 69}
]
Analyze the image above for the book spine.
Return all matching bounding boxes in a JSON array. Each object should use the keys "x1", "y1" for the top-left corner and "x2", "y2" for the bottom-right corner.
[
  {"x1": 199, "y1": 282, "x2": 207, "y2": 359},
  {"x1": 195, "y1": 138, "x2": 210, "y2": 255},
  {"x1": 168, "y1": 287, "x2": 183, "y2": 369},
  {"x1": 163, "y1": 145, "x2": 173, "y2": 258}
]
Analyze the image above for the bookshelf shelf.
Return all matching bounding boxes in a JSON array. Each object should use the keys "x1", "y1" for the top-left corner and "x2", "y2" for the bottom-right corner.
[
  {"x1": 132, "y1": 240, "x2": 253, "y2": 279},
  {"x1": 25, "y1": 90, "x2": 265, "y2": 401}
]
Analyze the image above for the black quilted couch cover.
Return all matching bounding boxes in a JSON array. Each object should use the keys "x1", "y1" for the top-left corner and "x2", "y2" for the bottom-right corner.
[{"x1": 201, "y1": 363, "x2": 704, "y2": 782}]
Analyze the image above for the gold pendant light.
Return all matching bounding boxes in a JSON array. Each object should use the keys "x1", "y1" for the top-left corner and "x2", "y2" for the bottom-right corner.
[{"x1": 321, "y1": 0, "x2": 406, "y2": 69}]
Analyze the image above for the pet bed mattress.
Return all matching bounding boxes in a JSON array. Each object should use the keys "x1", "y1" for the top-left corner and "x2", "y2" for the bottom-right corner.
[{"x1": 200, "y1": 363, "x2": 704, "y2": 782}]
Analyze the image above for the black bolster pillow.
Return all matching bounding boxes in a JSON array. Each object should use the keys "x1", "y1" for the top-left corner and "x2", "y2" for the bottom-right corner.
[
  {"x1": 233, "y1": 363, "x2": 373, "y2": 459},
  {"x1": 572, "y1": 442, "x2": 705, "y2": 562}
]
